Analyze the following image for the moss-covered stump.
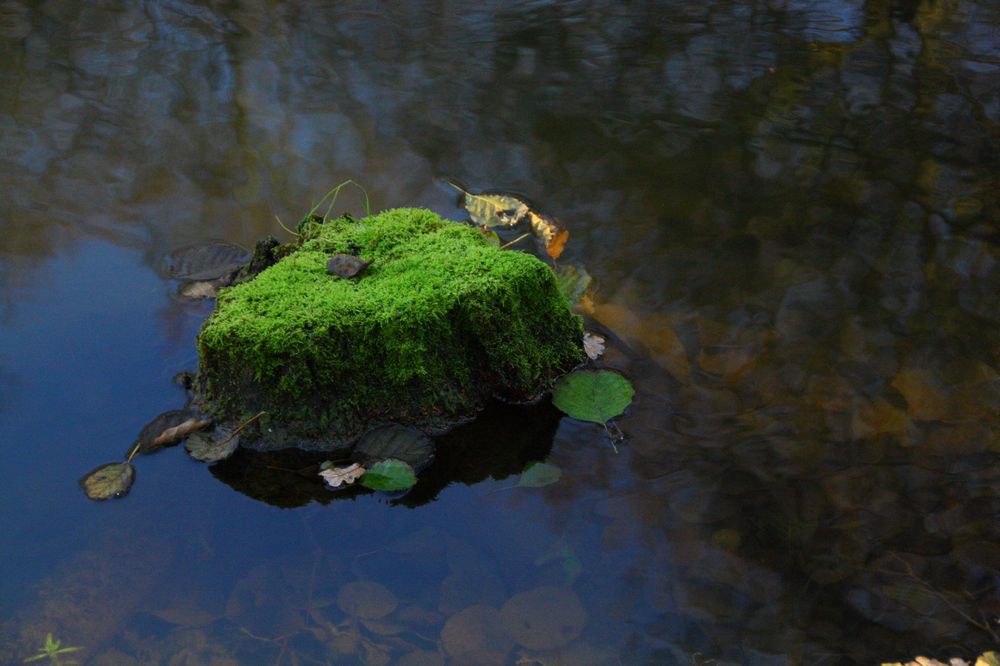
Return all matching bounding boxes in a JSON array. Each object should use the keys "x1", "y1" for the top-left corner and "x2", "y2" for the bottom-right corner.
[{"x1": 196, "y1": 208, "x2": 584, "y2": 450}]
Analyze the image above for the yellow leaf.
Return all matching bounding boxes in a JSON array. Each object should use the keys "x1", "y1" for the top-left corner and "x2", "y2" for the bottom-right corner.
[{"x1": 977, "y1": 652, "x2": 1000, "y2": 666}]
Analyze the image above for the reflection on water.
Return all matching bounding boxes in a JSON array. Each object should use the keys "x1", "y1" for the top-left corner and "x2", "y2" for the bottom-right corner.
[{"x1": 1, "y1": 0, "x2": 998, "y2": 663}]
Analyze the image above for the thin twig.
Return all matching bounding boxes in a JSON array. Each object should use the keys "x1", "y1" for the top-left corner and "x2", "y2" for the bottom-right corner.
[
  {"x1": 499, "y1": 232, "x2": 531, "y2": 249},
  {"x1": 224, "y1": 410, "x2": 266, "y2": 443}
]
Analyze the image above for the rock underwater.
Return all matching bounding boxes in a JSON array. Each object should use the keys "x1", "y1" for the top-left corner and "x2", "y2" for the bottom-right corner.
[{"x1": 195, "y1": 208, "x2": 584, "y2": 450}]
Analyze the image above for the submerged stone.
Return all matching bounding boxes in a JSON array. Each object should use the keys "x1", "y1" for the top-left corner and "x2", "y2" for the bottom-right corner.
[{"x1": 196, "y1": 208, "x2": 584, "y2": 450}]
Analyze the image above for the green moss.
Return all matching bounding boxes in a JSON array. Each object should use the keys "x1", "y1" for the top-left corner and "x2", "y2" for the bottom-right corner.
[{"x1": 197, "y1": 208, "x2": 584, "y2": 450}]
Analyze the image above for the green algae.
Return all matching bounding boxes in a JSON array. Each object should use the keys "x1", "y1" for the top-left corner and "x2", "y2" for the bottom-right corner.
[{"x1": 196, "y1": 208, "x2": 584, "y2": 450}]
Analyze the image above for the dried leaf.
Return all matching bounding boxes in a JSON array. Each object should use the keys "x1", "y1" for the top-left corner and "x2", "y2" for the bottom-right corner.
[
  {"x1": 977, "y1": 653, "x2": 1000, "y2": 666},
  {"x1": 165, "y1": 241, "x2": 250, "y2": 281},
  {"x1": 526, "y1": 211, "x2": 569, "y2": 260},
  {"x1": 319, "y1": 462, "x2": 366, "y2": 488},
  {"x1": 80, "y1": 462, "x2": 135, "y2": 500},
  {"x1": 135, "y1": 409, "x2": 195, "y2": 452},
  {"x1": 583, "y1": 332, "x2": 605, "y2": 360},
  {"x1": 151, "y1": 417, "x2": 211, "y2": 448},
  {"x1": 327, "y1": 253, "x2": 372, "y2": 278},
  {"x1": 177, "y1": 280, "x2": 218, "y2": 300},
  {"x1": 361, "y1": 459, "x2": 418, "y2": 491},
  {"x1": 185, "y1": 427, "x2": 240, "y2": 462},
  {"x1": 552, "y1": 370, "x2": 634, "y2": 424},
  {"x1": 518, "y1": 462, "x2": 561, "y2": 488}
]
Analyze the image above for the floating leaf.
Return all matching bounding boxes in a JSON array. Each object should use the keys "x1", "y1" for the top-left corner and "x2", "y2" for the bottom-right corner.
[
  {"x1": 583, "y1": 332, "x2": 605, "y2": 360},
  {"x1": 134, "y1": 409, "x2": 195, "y2": 453},
  {"x1": 151, "y1": 417, "x2": 211, "y2": 448},
  {"x1": 327, "y1": 253, "x2": 372, "y2": 278},
  {"x1": 337, "y1": 580, "x2": 398, "y2": 619},
  {"x1": 978, "y1": 653, "x2": 1000, "y2": 666},
  {"x1": 553, "y1": 265, "x2": 592, "y2": 308},
  {"x1": 552, "y1": 370, "x2": 634, "y2": 424},
  {"x1": 319, "y1": 462, "x2": 366, "y2": 488},
  {"x1": 185, "y1": 427, "x2": 240, "y2": 462},
  {"x1": 527, "y1": 211, "x2": 568, "y2": 260},
  {"x1": 518, "y1": 462, "x2": 562, "y2": 488},
  {"x1": 354, "y1": 425, "x2": 435, "y2": 471},
  {"x1": 165, "y1": 241, "x2": 250, "y2": 281},
  {"x1": 460, "y1": 191, "x2": 529, "y2": 228},
  {"x1": 80, "y1": 462, "x2": 135, "y2": 500},
  {"x1": 499, "y1": 586, "x2": 587, "y2": 650},
  {"x1": 177, "y1": 280, "x2": 219, "y2": 300},
  {"x1": 361, "y1": 459, "x2": 417, "y2": 491}
]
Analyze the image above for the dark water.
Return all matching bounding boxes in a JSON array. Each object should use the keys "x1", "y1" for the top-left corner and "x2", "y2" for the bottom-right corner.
[{"x1": 1, "y1": 1, "x2": 998, "y2": 664}]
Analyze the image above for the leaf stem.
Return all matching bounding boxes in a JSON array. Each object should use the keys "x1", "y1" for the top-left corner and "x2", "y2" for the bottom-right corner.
[
  {"x1": 224, "y1": 411, "x2": 266, "y2": 443},
  {"x1": 499, "y1": 232, "x2": 532, "y2": 250}
]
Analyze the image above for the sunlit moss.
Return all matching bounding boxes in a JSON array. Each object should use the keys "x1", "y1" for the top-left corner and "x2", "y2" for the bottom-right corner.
[{"x1": 197, "y1": 208, "x2": 583, "y2": 449}]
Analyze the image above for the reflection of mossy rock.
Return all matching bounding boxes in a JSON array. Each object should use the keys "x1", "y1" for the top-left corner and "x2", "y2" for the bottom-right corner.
[{"x1": 196, "y1": 208, "x2": 584, "y2": 450}]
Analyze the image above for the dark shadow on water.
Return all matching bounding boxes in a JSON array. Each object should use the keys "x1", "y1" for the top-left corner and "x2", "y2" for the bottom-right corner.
[{"x1": 210, "y1": 400, "x2": 563, "y2": 508}]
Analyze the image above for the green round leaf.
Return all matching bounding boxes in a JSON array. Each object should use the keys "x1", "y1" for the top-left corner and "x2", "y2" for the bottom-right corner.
[
  {"x1": 361, "y1": 459, "x2": 417, "y2": 491},
  {"x1": 552, "y1": 369, "x2": 634, "y2": 424},
  {"x1": 518, "y1": 462, "x2": 562, "y2": 488},
  {"x1": 80, "y1": 462, "x2": 135, "y2": 500},
  {"x1": 185, "y1": 428, "x2": 239, "y2": 462}
]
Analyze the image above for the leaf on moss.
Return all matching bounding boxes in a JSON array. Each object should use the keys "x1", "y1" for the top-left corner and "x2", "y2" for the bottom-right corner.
[
  {"x1": 327, "y1": 253, "x2": 372, "y2": 278},
  {"x1": 354, "y1": 425, "x2": 435, "y2": 471},
  {"x1": 80, "y1": 462, "x2": 135, "y2": 500},
  {"x1": 583, "y1": 332, "x2": 605, "y2": 360},
  {"x1": 361, "y1": 459, "x2": 417, "y2": 491},
  {"x1": 518, "y1": 462, "x2": 561, "y2": 488},
  {"x1": 185, "y1": 427, "x2": 240, "y2": 462},
  {"x1": 319, "y1": 462, "x2": 366, "y2": 488},
  {"x1": 552, "y1": 369, "x2": 634, "y2": 424}
]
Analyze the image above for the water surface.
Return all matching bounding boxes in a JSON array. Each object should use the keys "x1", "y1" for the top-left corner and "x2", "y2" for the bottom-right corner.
[{"x1": 1, "y1": 1, "x2": 998, "y2": 664}]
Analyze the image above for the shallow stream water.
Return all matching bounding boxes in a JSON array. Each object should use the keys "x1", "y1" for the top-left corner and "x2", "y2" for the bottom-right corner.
[{"x1": 1, "y1": 2, "x2": 998, "y2": 664}]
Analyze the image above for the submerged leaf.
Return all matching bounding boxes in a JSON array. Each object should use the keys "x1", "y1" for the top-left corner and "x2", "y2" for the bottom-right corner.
[
  {"x1": 185, "y1": 427, "x2": 240, "y2": 462},
  {"x1": 80, "y1": 462, "x2": 135, "y2": 500},
  {"x1": 553, "y1": 265, "x2": 592, "y2": 308},
  {"x1": 165, "y1": 241, "x2": 250, "y2": 281},
  {"x1": 354, "y1": 425, "x2": 435, "y2": 471},
  {"x1": 327, "y1": 253, "x2": 372, "y2": 278},
  {"x1": 361, "y1": 459, "x2": 418, "y2": 491},
  {"x1": 583, "y1": 332, "x2": 605, "y2": 360},
  {"x1": 319, "y1": 462, "x2": 366, "y2": 488},
  {"x1": 552, "y1": 370, "x2": 634, "y2": 424},
  {"x1": 518, "y1": 462, "x2": 562, "y2": 488},
  {"x1": 500, "y1": 586, "x2": 587, "y2": 650},
  {"x1": 337, "y1": 580, "x2": 398, "y2": 619}
]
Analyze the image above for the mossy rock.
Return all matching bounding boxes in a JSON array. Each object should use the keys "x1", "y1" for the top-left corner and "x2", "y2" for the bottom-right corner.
[{"x1": 196, "y1": 208, "x2": 584, "y2": 450}]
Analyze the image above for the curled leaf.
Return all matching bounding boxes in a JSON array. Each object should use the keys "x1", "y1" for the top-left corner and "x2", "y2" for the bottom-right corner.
[
  {"x1": 361, "y1": 459, "x2": 417, "y2": 491},
  {"x1": 319, "y1": 462, "x2": 366, "y2": 488},
  {"x1": 327, "y1": 253, "x2": 372, "y2": 278},
  {"x1": 80, "y1": 462, "x2": 135, "y2": 500},
  {"x1": 527, "y1": 211, "x2": 568, "y2": 260},
  {"x1": 185, "y1": 427, "x2": 240, "y2": 462},
  {"x1": 151, "y1": 417, "x2": 211, "y2": 449},
  {"x1": 459, "y1": 190, "x2": 529, "y2": 228},
  {"x1": 134, "y1": 409, "x2": 195, "y2": 454},
  {"x1": 552, "y1": 369, "x2": 634, "y2": 424}
]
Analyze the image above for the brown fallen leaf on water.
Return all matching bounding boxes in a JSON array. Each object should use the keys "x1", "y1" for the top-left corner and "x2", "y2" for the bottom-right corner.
[
  {"x1": 327, "y1": 253, "x2": 372, "y2": 278},
  {"x1": 80, "y1": 462, "x2": 135, "y2": 500},
  {"x1": 151, "y1": 417, "x2": 211, "y2": 448},
  {"x1": 448, "y1": 180, "x2": 529, "y2": 228},
  {"x1": 590, "y1": 303, "x2": 691, "y2": 382},
  {"x1": 319, "y1": 462, "x2": 366, "y2": 488},
  {"x1": 526, "y1": 211, "x2": 569, "y2": 260}
]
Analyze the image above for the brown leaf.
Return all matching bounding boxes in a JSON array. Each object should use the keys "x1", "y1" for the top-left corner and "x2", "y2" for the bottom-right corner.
[
  {"x1": 591, "y1": 304, "x2": 691, "y2": 382},
  {"x1": 526, "y1": 211, "x2": 569, "y2": 260},
  {"x1": 177, "y1": 281, "x2": 218, "y2": 300},
  {"x1": 328, "y1": 254, "x2": 373, "y2": 278},
  {"x1": 319, "y1": 462, "x2": 366, "y2": 488},
  {"x1": 80, "y1": 462, "x2": 136, "y2": 500},
  {"x1": 545, "y1": 228, "x2": 569, "y2": 260},
  {"x1": 151, "y1": 417, "x2": 211, "y2": 448},
  {"x1": 457, "y1": 188, "x2": 529, "y2": 228}
]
